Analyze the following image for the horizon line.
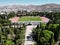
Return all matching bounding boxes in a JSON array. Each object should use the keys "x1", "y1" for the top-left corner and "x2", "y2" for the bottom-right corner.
[{"x1": 0, "y1": 3, "x2": 60, "y2": 6}]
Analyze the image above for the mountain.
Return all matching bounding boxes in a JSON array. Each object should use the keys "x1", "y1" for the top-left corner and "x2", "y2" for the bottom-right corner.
[{"x1": 0, "y1": 3, "x2": 60, "y2": 12}]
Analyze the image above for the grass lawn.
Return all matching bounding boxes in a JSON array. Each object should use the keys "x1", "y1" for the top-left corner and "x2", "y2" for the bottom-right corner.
[{"x1": 19, "y1": 16, "x2": 41, "y2": 21}]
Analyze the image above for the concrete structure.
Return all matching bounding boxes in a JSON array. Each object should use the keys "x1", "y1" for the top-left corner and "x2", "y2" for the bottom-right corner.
[
  {"x1": 40, "y1": 17, "x2": 49, "y2": 23},
  {"x1": 24, "y1": 25, "x2": 37, "y2": 45},
  {"x1": 9, "y1": 17, "x2": 19, "y2": 23},
  {"x1": 9, "y1": 16, "x2": 49, "y2": 24}
]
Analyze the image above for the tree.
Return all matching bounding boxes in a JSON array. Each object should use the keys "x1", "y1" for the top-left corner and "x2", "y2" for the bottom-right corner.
[
  {"x1": 6, "y1": 40, "x2": 15, "y2": 45},
  {"x1": 33, "y1": 28, "x2": 54, "y2": 45},
  {"x1": 48, "y1": 24, "x2": 59, "y2": 41},
  {"x1": 8, "y1": 11, "x2": 15, "y2": 19},
  {"x1": 39, "y1": 30, "x2": 54, "y2": 45}
]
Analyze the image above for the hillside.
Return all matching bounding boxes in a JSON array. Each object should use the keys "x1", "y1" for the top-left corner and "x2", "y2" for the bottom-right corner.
[{"x1": 0, "y1": 3, "x2": 60, "y2": 12}]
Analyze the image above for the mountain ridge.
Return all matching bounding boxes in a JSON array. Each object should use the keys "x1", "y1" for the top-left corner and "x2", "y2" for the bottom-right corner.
[{"x1": 0, "y1": 3, "x2": 60, "y2": 12}]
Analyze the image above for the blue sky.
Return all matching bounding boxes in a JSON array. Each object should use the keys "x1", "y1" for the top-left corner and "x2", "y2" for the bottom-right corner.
[{"x1": 0, "y1": 0, "x2": 60, "y2": 5}]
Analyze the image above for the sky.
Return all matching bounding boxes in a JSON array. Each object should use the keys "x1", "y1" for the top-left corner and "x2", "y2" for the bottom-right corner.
[{"x1": 0, "y1": 0, "x2": 60, "y2": 5}]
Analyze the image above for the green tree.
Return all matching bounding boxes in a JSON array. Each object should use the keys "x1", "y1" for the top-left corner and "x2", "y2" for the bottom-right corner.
[
  {"x1": 33, "y1": 28, "x2": 54, "y2": 45},
  {"x1": 6, "y1": 40, "x2": 15, "y2": 45}
]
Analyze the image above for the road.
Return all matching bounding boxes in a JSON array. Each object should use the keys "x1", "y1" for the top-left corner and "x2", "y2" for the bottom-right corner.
[{"x1": 24, "y1": 25, "x2": 37, "y2": 45}]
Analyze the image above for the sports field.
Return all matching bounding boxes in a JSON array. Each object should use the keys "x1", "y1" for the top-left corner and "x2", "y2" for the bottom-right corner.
[{"x1": 19, "y1": 16, "x2": 41, "y2": 21}]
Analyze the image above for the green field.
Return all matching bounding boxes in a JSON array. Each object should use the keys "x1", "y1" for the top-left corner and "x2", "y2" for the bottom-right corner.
[{"x1": 19, "y1": 16, "x2": 41, "y2": 21}]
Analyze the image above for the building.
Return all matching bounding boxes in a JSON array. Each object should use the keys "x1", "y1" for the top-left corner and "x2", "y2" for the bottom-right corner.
[{"x1": 17, "y1": 10, "x2": 27, "y2": 17}]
